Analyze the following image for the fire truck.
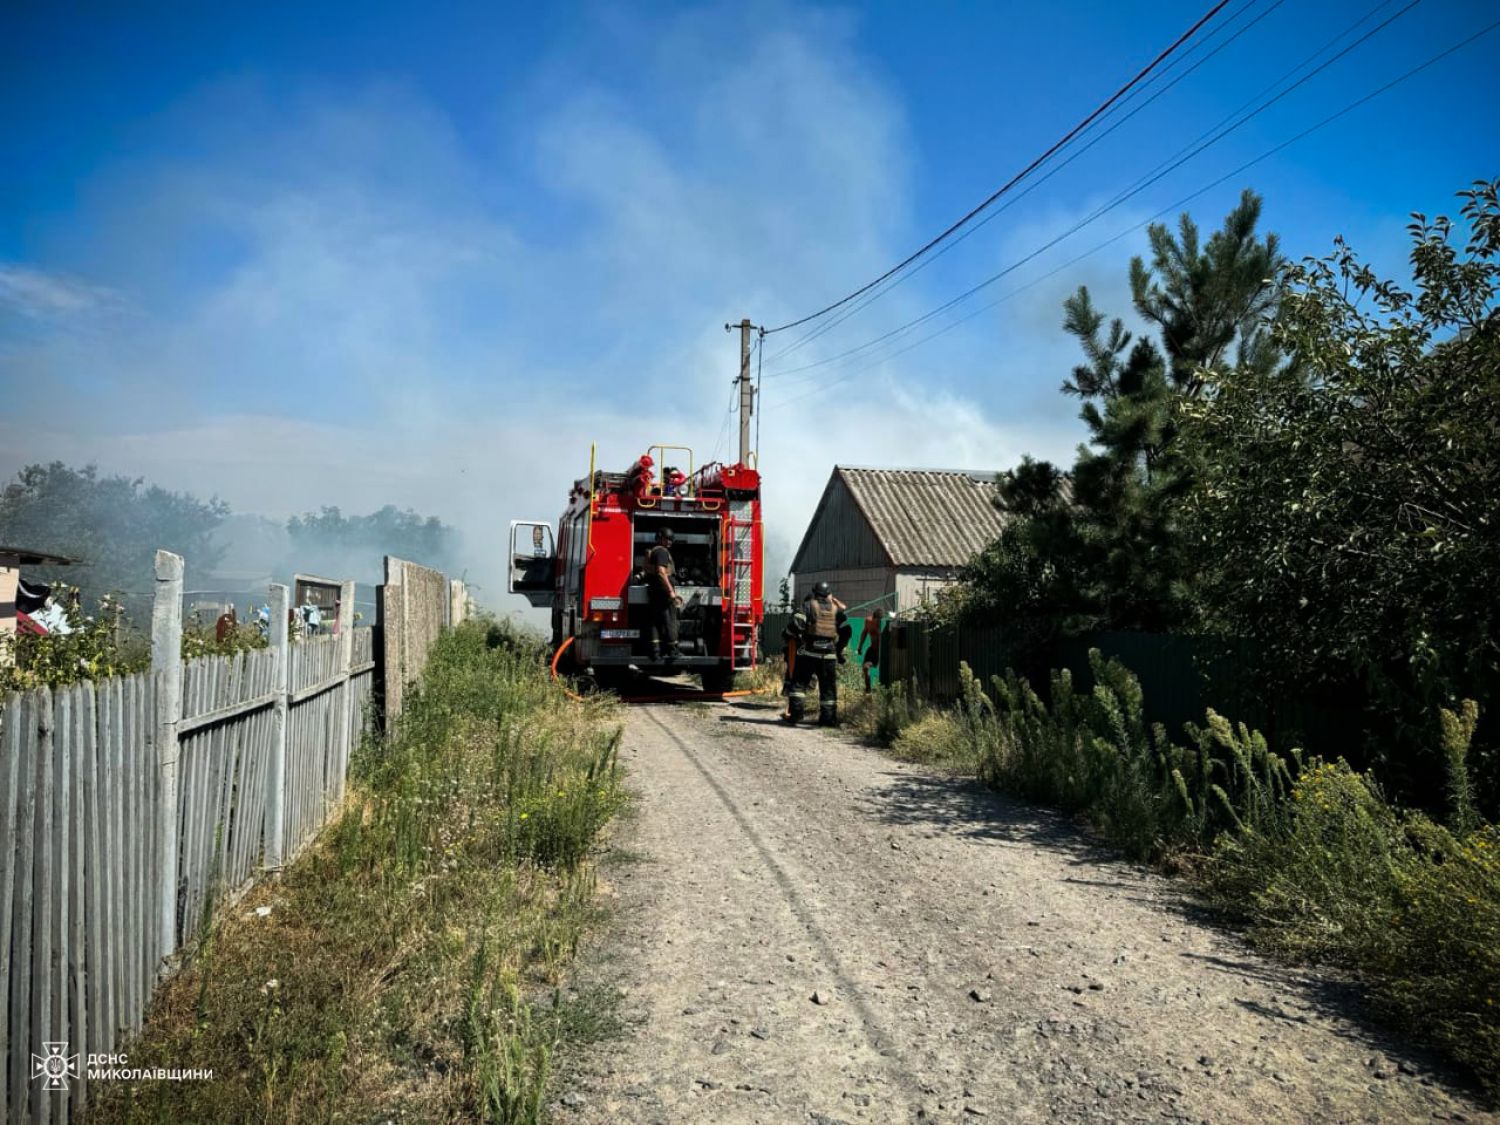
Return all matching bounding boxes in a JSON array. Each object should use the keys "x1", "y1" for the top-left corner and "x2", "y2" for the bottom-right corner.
[{"x1": 508, "y1": 444, "x2": 763, "y2": 692}]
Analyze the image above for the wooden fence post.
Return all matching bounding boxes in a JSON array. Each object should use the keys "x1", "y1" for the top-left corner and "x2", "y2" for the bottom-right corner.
[
  {"x1": 265, "y1": 584, "x2": 289, "y2": 871},
  {"x1": 150, "y1": 550, "x2": 183, "y2": 968}
]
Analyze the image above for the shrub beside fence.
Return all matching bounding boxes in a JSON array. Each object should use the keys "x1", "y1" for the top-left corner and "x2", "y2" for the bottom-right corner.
[{"x1": 0, "y1": 551, "x2": 383, "y2": 1123}]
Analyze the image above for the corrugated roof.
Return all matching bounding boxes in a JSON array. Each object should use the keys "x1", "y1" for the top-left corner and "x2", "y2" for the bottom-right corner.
[{"x1": 835, "y1": 467, "x2": 1008, "y2": 568}]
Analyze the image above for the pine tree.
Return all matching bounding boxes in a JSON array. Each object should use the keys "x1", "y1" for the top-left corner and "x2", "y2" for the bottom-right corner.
[{"x1": 966, "y1": 190, "x2": 1281, "y2": 633}]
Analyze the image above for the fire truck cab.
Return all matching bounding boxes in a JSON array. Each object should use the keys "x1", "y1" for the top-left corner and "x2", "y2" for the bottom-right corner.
[{"x1": 509, "y1": 445, "x2": 763, "y2": 692}]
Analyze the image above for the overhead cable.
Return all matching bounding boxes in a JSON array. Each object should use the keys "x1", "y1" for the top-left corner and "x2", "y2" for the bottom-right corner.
[
  {"x1": 763, "y1": 0, "x2": 1292, "y2": 368},
  {"x1": 762, "y1": 0, "x2": 1235, "y2": 336},
  {"x1": 765, "y1": 0, "x2": 1423, "y2": 387},
  {"x1": 764, "y1": 13, "x2": 1500, "y2": 411}
]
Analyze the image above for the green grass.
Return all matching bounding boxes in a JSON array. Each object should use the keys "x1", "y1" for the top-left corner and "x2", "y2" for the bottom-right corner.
[
  {"x1": 88, "y1": 619, "x2": 626, "y2": 1124},
  {"x1": 835, "y1": 665, "x2": 930, "y2": 748}
]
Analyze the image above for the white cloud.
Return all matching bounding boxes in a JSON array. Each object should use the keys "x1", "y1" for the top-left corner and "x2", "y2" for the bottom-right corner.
[{"x1": 0, "y1": 263, "x2": 123, "y2": 320}]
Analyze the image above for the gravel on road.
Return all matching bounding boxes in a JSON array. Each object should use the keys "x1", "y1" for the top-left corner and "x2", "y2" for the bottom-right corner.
[{"x1": 556, "y1": 697, "x2": 1494, "y2": 1124}]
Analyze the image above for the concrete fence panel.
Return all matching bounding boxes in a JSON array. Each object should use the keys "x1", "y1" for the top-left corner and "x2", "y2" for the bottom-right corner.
[{"x1": 378, "y1": 557, "x2": 451, "y2": 723}]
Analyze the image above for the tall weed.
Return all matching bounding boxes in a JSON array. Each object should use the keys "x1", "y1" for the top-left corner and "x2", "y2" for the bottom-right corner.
[
  {"x1": 1208, "y1": 749, "x2": 1500, "y2": 1094},
  {"x1": 967, "y1": 652, "x2": 1295, "y2": 859}
]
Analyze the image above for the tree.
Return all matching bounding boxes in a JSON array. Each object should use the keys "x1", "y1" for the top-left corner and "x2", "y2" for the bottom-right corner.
[
  {"x1": 0, "y1": 462, "x2": 228, "y2": 600},
  {"x1": 1180, "y1": 180, "x2": 1500, "y2": 807},
  {"x1": 284, "y1": 505, "x2": 460, "y2": 582},
  {"x1": 965, "y1": 190, "x2": 1282, "y2": 635}
]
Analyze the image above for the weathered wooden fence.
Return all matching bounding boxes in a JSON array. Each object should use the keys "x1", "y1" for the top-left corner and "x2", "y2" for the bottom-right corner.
[
  {"x1": 0, "y1": 551, "x2": 379, "y2": 1122},
  {"x1": 1, "y1": 675, "x2": 161, "y2": 1125}
]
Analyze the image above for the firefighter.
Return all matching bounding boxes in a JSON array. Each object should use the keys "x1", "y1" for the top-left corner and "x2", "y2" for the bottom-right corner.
[
  {"x1": 646, "y1": 527, "x2": 682, "y2": 661},
  {"x1": 791, "y1": 580, "x2": 849, "y2": 726}
]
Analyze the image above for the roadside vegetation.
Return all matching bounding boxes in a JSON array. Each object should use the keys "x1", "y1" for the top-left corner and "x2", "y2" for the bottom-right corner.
[
  {"x1": 834, "y1": 181, "x2": 1500, "y2": 1097},
  {"x1": 88, "y1": 619, "x2": 625, "y2": 1124}
]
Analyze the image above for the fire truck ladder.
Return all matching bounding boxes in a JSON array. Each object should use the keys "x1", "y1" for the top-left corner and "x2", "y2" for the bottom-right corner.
[{"x1": 724, "y1": 502, "x2": 756, "y2": 669}]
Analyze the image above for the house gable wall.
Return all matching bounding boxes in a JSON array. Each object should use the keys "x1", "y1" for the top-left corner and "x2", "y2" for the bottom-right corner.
[
  {"x1": 790, "y1": 475, "x2": 889, "y2": 574},
  {"x1": 792, "y1": 567, "x2": 893, "y2": 612}
]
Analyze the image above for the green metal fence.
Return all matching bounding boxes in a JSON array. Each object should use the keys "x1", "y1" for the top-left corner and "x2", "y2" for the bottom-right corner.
[
  {"x1": 883, "y1": 618, "x2": 1362, "y2": 752},
  {"x1": 760, "y1": 604, "x2": 892, "y2": 685}
]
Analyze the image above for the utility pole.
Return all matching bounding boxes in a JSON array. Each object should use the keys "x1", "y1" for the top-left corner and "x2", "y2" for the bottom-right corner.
[{"x1": 726, "y1": 318, "x2": 759, "y2": 465}]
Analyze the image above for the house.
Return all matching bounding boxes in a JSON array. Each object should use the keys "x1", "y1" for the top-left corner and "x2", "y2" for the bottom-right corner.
[
  {"x1": 788, "y1": 467, "x2": 1008, "y2": 613},
  {"x1": 0, "y1": 545, "x2": 78, "y2": 666}
]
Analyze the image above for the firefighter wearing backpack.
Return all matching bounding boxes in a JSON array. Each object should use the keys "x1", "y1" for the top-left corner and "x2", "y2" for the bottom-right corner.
[{"x1": 783, "y1": 581, "x2": 850, "y2": 726}]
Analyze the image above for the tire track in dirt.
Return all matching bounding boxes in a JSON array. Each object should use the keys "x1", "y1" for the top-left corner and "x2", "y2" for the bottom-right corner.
[
  {"x1": 556, "y1": 698, "x2": 1494, "y2": 1124},
  {"x1": 637, "y1": 707, "x2": 924, "y2": 1099}
]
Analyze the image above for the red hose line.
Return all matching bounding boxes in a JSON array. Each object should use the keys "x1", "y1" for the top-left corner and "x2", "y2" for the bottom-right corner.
[{"x1": 550, "y1": 636, "x2": 587, "y2": 702}]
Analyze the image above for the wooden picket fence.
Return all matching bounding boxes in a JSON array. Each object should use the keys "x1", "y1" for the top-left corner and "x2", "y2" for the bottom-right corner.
[{"x1": 0, "y1": 552, "x2": 378, "y2": 1123}]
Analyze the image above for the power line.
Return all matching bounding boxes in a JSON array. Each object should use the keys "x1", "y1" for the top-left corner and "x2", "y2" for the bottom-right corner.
[
  {"x1": 763, "y1": 0, "x2": 1421, "y2": 388},
  {"x1": 763, "y1": 0, "x2": 1290, "y2": 368},
  {"x1": 766, "y1": 0, "x2": 1415, "y2": 384},
  {"x1": 762, "y1": 0, "x2": 1235, "y2": 336},
  {"x1": 765, "y1": 13, "x2": 1500, "y2": 412}
]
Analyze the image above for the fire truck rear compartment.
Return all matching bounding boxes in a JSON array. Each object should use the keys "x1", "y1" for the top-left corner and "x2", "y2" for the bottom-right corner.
[
  {"x1": 511, "y1": 447, "x2": 761, "y2": 693},
  {"x1": 621, "y1": 515, "x2": 721, "y2": 663}
]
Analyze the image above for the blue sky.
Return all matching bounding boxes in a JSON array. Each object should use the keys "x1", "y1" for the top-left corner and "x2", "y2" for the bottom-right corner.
[{"x1": 2, "y1": 0, "x2": 1496, "y2": 603}]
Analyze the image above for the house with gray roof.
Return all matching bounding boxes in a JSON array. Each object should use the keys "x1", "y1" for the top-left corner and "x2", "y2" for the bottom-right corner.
[{"x1": 788, "y1": 467, "x2": 1008, "y2": 614}]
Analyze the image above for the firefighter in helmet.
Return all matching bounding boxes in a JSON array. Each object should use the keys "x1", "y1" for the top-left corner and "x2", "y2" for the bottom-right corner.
[{"x1": 784, "y1": 581, "x2": 850, "y2": 725}]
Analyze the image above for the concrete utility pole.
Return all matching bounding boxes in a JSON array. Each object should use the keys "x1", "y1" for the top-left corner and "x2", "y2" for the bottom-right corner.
[{"x1": 727, "y1": 317, "x2": 758, "y2": 466}]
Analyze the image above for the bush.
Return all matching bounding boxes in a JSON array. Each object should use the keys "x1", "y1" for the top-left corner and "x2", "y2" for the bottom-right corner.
[
  {"x1": 1209, "y1": 753, "x2": 1500, "y2": 1094},
  {"x1": 1210, "y1": 762, "x2": 1408, "y2": 963},
  {"x1": 180, "y1": 619, "x2": 268, "y2": 660},
  {"x1": 0, "y1": 592, "x2": 148, "y2": 691},
  {"x1": 0, "y1": 592, "x2": 269, "y2": 693},
  {"x1": 1386, "y1": 818, "x2": 1500, "y2": 1088},
  {"x1": 836, "y1": 666, "x2": 929, "y2": 747}
]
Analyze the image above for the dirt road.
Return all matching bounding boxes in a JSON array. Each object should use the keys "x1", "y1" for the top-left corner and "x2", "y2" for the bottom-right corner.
[{"x1": 558, "y1": 696, "x2": 1493, "y2": 1124}]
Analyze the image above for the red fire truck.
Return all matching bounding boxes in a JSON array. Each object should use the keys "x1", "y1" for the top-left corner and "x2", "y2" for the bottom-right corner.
[{"x1": 508, "y1": 444, "x2": 763, "y2": 692}]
